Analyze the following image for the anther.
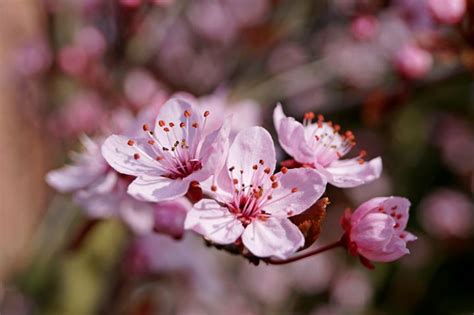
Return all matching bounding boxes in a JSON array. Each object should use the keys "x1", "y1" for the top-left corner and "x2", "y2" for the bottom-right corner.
[
  {"x1": 259, "y1": 159, "x2": 264, "y2": 165},
  {"x1": 211, "y1": 185, "x2": 217, "y2": 192},
  {"x1": 184, "y1": 110, "x2": 191, "y2": 118},
  {"x1": 192, "y1": 122, "x2": 199, "y2": 128},
  {"x1": 281, "y1": 167, "x2": 288, "y2": 174},
  {"x1": 163, "y1": 127, "x2": 170, "y2": 132},
  {"x1": 127, "y1": 140, "x2": 135, "y2": 146},
  {"x1": 359, "y1": 150, "x2": 367, "y2": 158},
  {"x1": 271, "y1": 182, "x2": 279, "y2": 189},
  {"x1": 133, "y1": 153, "x2": 140, "y2": 160},
  {"x1": 156, "y1": 156, "x2": 163, "y2": 161},
  {"x1": 252, "y1": 164, "x2": 258, "y2": 170},
  {"x1": 148, "y1": 140, "x2": 155, "y2": 145},
  {"x1": 143, "y1": 124, "x2": 150, "y2": 131},
  {"x1": 270, "y1": 175, "x2": 277, "y2": 182},
  {"x1": 204, "y1": 111, "x2": 210, "y2": 117},
  {"x1": 233, "y1": 178, "x2": 239, "y2": 185},
  {"x1": 291, "y1": 187, "x2": 299, "y2": 193},
  {"x1": 180, "y1": 122, "x2": 185, "y2": 128},
  {"x1": 158, "y1": 120, "x2": 165, "y2": 127},
  {"x1": 169, "y1": 122, "x2": 175, "y2": 127},
  {"x1": 264, "y1": 167, "x2": 271, "y2": 174},
  {"x1": 229, "y1": 166, "x2": 235, "y2": 172}
]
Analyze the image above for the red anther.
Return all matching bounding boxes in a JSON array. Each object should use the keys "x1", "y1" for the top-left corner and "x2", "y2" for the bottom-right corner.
[
  {"x1": 143, "y1": 124, "x2": 150, "y2": 131},
  {"x1": 334, "y1": 124, "x2": 341, "y2": 133},
  {"x1": 264, "y1": 167, "x2": 271, "y2": 174},
  {"x1": 399, "y1": 233, "x2": 406, "y2": 239},
  {"x1": 204, "y1": 111, "x2": 210, "y2": 117},
  {"x1": 163, "y1": 127, "x2": 170, "y2": 132},
  {"x1": 396, "y1": 214, "x2": 402, "y2": 219},
  {"x1": 359, "y1": 150, "x2": 367, "y2": 158},
  {"x1": 133, "y1": 153, "x2": 140, "y2": 160},
  {"x1": 184, "y1": 110, "x2": 191, "y2": 118},
  {"x1": 391, "y1": 206, "x2": 398, "y2": 210},
  {"x1": 127, "y1": 140, "x2": 135, "y2": 146},
  {"x1": 271, "y1": 182, "x2": 279, "y2": 189},
  {"x1": 156, "y1": 156, "x2": 163, "y2": 161},
  {"x1": 233, "y1": 178, "x2": 239, "y2": 185},
  {"x1": 270, "y1": 174, "x2": 277, "y2": 182},
  {"x1": 259, "y1": 159, "x2": 264, "y2": 165},
  {"x1": 192, "y1": 122, "x2": 199, "y2": 128},
  {"x1": 281, "y1": 167, "x2": 288, "y2": 174},
  {"x1": 169, "y1": 122, "x2": 175, "y2": 127},
  {"x1": 211, "y1": 185, "x2": 217, "y2": 192},
  {"x1": 304, "y1": 112, "x2": 315, "y2": 120},
  {"x1": 315, "y1": 135, "x2": 320, "y2": 141},
  {"x1": 358, "y1": 159, "x2": 365, "y2": 165},
  {"x1": 327, "y1": 121, "x2": 333, "y2": 127},
  {"x1": 158, "y1": 120, "x2": 165, "y2": 127},
  {"x1": 148, "y1": 140, "x2": 155, "y2": 145},
  {"x1": 179, "y1": 122, "x2": 185, "y2": 128},
  {"x1": 252, "y1": 164, "x2": 258, "y2": 170},
  {"x1": 291, "y1": 187, "x2": 299, "y2": 193},
  {"x1": 267, "y1": 195, "x2": 273, "y2": 200}
]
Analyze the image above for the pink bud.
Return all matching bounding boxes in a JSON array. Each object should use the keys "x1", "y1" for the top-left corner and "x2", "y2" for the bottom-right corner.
[
  {"x1": 350, "y1": 15, "x2": 379, "y2": 41},
  {"x1": 153, "y1": 199, "x2": 191, "y2": 239},
  {"x1": 394, "y1": 44, "x2": 433, "y2": 79},
  {"x1": 58, "y1": 45, "x2": 88, "y2": 76},
  {"x1": 341, "y1": 197, "x2": 417, "y2": 263},
  {"x1": 428, "y1": 0, "x2": 466, "y2": 25},
  {"x1": 74, "y1": 26, "x2": 106, "y2": 59}
]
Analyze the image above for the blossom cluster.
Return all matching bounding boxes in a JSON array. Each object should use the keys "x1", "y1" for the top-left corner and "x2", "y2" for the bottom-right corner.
[{"x1": 47, "y1": 97, "x2": 416, "y2": 266}]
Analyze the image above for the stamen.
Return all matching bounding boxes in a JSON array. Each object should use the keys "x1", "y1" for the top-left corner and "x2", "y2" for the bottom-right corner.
[
  {"x1": 148, "y1": 140, "x2": 155, "y2": 145},
  {"x1": 204, "y1": 111, "x2": 210, "y2": 117},
  {"x1": 264, "y1": 167, "x2": 271, "y2": 174},
  {"x1": 184, "y1": 110, "x2": 191, "y2": 118},
  {"x1": 143, "y1": 124, "x2": 150, "y2": 131},
  {"x1": 192, "y1": 122, "x2": 199, "y2": 128},
  {"x1": 272, "y1": 182, "x2": 279, "y2": 189},
  {"x1": 158, "y1": 120, "x2": 165, "y2": 127},
  {"x1": 133, "y1": 153, "x2": 140, "y2": 160},
  {"x1": 291, "y1": 187, "x2": 299, "y2": 193},
  {"x1": 169, "y1": 122, "x2": 175, "y2": 127},
  {"x1": 281, "y1": 167, "x2": 288, "y2": 174},
  {"x1": 211, "y1": 185, "x2": 217, "y2": 192},
  {"x1": 127, "y1": 140, "x2": 135, "y2": 146}
]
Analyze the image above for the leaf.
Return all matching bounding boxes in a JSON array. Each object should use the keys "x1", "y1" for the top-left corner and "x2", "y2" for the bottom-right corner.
[{"x1": 290, "y1": 197, "x2": 329, "y2": 249}]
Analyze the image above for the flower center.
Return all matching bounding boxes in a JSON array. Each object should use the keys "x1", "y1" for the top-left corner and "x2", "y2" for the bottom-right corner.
[{"x1": 127, "y1": 110, "x2": 209, "y2": 179}]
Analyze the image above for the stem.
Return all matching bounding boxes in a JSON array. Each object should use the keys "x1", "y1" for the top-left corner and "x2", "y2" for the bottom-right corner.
[{"x1": 267, "y1": 240, "x2": 343, "y2": 265}]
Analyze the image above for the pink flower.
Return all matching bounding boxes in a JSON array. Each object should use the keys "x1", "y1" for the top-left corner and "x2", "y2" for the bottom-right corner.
[
  {"x1": 46, "y1": 135, "x2": 155, "y2": 234},
  {"x1": 418, "y1": 188, "x2": 473, "y2": 239},
  {"x1": 394, "y1": 44, "x2": 433, "y2": 79},
  {"x1": 341, "y1": 197, "x2": 417, "y2": 263},
  {"x1": 101, "y1": 98, "x2": 231, "y2": 202},
  {"x1": 185, "y1": 126, "x2": 327, "y2": 259},
  {"x1": 428, "y1": 0, "x2": 466, "y2": 25},
  {"x1": 273, "y1": 104, "x2": 382, "y2": 188},
  {"x1": 351, "y1": 15, "x2": 379, "y2": 41}
]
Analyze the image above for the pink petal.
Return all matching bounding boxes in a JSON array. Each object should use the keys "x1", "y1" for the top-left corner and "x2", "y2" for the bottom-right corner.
[
  {"x1": 153, "y1": 98, "x2": 203, "y2": 147},
  {"x1": 153, "y1": 198, "x2": 191, "y2": 238},
  {"x1": 128, "y1": 174, "x2": 190, "y2": 202},
  {"x1": 380, "y1": 197, "x2": 411, "y2": 232},
  {"x1": 263, "y1": 168, "x2": 327, "y2": 217},
  {"x1": 242, "y1": 217, "x2": 304, "y2": 259},
  {"x1": 351, "y1": 213, "x2": 396, "y2": 252},
  {"x1": 351, "y1": 196, "x2": 390, "y2": 223},
  {"x1": 102, "y1": 135, "x2": 164, "y2": 177},
  {"x1": 227, "y1": 126, "x2": 276, "y2": 185},
  {"x1": 324, "y1": 156, "x2": 382, "y2": 188},
  {"x1": 46, "y1": 164, "x2": 104, "y2": 192},
  {"x1": 196, "y1": 116, "x2": 231, "y2": 176},
  {"x1": 360, "y1": 236, "x2": 410, "y2": 262},
  {"x1": 273, "y1": 104, "x2": 314, "y2": 164},
  {"x1": 185, "y1": 199, "x2": 244, "y2": 244},
  {"x1": 119, "y1": 198, "x2": 155, "y2": 235}
]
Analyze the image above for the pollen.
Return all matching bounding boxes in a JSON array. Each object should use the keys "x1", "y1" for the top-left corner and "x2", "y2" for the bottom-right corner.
[
  {"x1": 211, "y1": 185, "x2": 217, "y2": 192},
  {"x1": 180, "y1": 122, "x2": 185, "y2": 128},
  {"x1": 163, "y1": 127, "x2": 170, "y2": 132},
  {"x1": 127, "y1": 140, "x2": 135, "y2": 146},
  {"x1": 204, "y1": 111, "x2": 210, "y2": 117},
  {"x1": 148, "y1": 140, "x2": 155, "y2": 145},
  {"x1": 252, "y1": 164, "x2": 258, "y2": 170},
  {"x1": 270, "y1": 174, "x2": 277, "y2": 182},
  {"x1": 184, "y1": 110, "x2": 191, "y2": 118},
  {"x1": 264, "y1": 167, "x2": 271, "y2": 174},
  {"x1": 158, "y1": 120, "x2": 165, "y2": 127},
  {"x1": 272, "y1": 182, "x2": 279, "y2": 189},
  {"x1": 133, "y1": 153, "x2": 140, "y2": 160},
  {"x1": 233, "y1": 178, "x2": 239, "y2": 185},
  {"x1": 143, "y1": 124, "x2": 150, "y2": 131},
  {"x1": 259, "y1": 159, "x2": 264, "y2": 165},
  {"x1": 291, "y1": 187, "x2": 299, "y2": 193},
  {"x1": 192, "y1": 122, "x2": 199, "y2": 128},
  {"x1": 281, "y1": 167, "x2": 288, "y2": 174},
  {"x1": 169, "y1": 122, "x2": 175, "y2": 127}
]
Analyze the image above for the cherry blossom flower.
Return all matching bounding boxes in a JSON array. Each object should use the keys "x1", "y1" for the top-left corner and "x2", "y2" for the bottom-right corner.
[
  {"x1": 102, "y1": 98, "x2": 231, "y2": 202},
  {"x1": 394, "y1": 44, "x2": 433, "y2": 79},
  {"x1": 185, "y1": 126, "x2": 327, "y2": 259},
  {"x1": 351, "y1": 15, "x2": 379, "y2": 41},
  {"x1": 340, "y1": 197, "x2": 417, "y2": 263},
  {"x1": 273, "y1": 104, "x2": 382, "y2": 188},
  {"x1": 428, "y1": 0, "x2": 466, "y2": 25}
]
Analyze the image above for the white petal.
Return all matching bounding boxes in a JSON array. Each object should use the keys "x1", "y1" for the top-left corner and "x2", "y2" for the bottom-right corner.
[
  {"x1": 324, "y1": 157, "x2": 382, "y2": 188},
  {"x1": 128, "y1": 175, "x2": 189, "y2": 202}
]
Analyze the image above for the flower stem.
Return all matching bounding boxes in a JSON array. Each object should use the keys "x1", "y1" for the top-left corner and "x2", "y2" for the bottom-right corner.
[{"x1": 267, "y1": 240, "x2": 343, "y2": 265}]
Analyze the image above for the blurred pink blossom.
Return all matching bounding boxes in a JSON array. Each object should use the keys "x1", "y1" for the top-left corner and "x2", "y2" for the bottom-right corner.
[
  {"x1": 14, "y1": 39, "x2": 51, "y2": 77},
  {"x1": 58, "y1": 45, "x2": 89, "y2": 76},
  {"x1": 394, "y1": 44, "x2": 433, "y2": 79},
  {"x1": 428, "y1": 0, "x2": 466, "y2": 25},
  {"x1": 351, "y1": 15, "x2": 379, "y2": 41},
  {"x1": 153, "y1": 198, "x2": 191, "y2": 239},
  {"x1": 418, "y1": 189, "x2": 473, "y2": 239},
  {"x1": 74, "y1": 26, "x2": 106, "y2": 59},
  {"x1": 124, "y1": 68, "x2": 169, "y2": 110},
  {"x1": 341, "y1": 197, "x2": 417, "y2": 263},
  {"x1": 267, "y1": 42, "x2": 309, "y2": 74}
]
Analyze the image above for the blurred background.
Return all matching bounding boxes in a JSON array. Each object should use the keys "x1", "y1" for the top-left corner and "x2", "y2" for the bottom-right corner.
[{"x1": 0, "y1": 0, "x2": 473, "y2": 314}]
